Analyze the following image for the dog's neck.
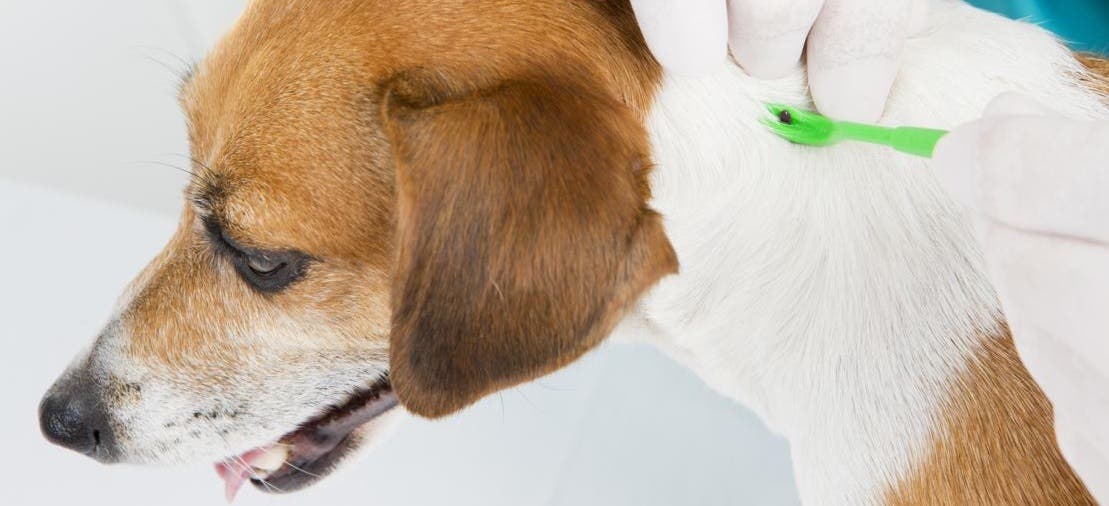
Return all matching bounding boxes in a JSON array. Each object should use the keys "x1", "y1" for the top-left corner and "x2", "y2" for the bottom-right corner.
[
  {"x1": 632, "y1": 66, "x2": 1000, "y2": 503},
  {"x1": 624, "y1": 3, "x2": 1103, "y2": 504}
]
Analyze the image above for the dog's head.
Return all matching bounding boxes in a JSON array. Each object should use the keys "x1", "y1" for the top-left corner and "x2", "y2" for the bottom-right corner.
[{"x1": 39, "y1": 0, "x2": 675, "y2": 495}]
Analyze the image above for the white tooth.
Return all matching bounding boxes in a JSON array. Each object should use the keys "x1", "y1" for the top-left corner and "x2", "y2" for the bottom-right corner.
[{"x1": 251, "y1": 444, "x2": 291, "y2": 473}]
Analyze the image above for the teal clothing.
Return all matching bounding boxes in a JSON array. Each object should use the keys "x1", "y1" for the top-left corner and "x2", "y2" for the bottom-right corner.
[{"x1": 968, "y1": 0, "x2": 1109, "y2": 55}]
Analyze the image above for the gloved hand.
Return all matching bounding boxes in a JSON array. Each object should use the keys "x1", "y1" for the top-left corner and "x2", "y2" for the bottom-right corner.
[
  {"x1": 629, "y1": 0, "x2": 927, "y2": 122},
  {"x1": 934, "y1": 92, "x2": 1109, "y2": 503}
]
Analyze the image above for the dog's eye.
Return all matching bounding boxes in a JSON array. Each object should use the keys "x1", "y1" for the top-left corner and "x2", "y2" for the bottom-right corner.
[
  {"x1": 246, "y1": 255, "x2": 284, "y2": 276},
  {"x1": 203, "y1": 217, "x2": 311, "y2": 293},
  {"x1": 232, "y1": 249, "x2": 310, "y2": 293}
]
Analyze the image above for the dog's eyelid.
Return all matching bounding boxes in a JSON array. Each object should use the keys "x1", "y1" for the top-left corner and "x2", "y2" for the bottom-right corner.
[
  {"x1": 200, "y1": 215, "x2": 313, "y2": 293},
  {"x1": 202, "y1": 215, "x2": 257, "y2": 253},
  {"x1": 201, "y1": 216, "x2": 239, "y2": 252}
]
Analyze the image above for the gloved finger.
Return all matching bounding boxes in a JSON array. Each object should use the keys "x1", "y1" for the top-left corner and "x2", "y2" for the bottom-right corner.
[
  {"x1": 1009, "y1": 300, "x2": 1109, "y2": 504},
  {"x1": 907, "y1": 0, "x2": 929, "y2": 36},
  {"x1": 976, "y1": 115, "x2": 1109, "y2": 244},
  {"x1": 807, "y1": 0, "x2": 915, "y2": 122},
  {"x1": 981, "y1": 223, "x2": 1109, "y2": 370},
  {"x1": 726, "y1": 0, "x2": 824, "y2": 78},
  {"x1": 631, "y1": 0, "x2": 729, "y2": 75},
  {"x1": 931, "y1": 120, "x2": 986, "y2": 213},
  {"x1": 982, "y1": 92, "x2": 1060, "y2": 118},
  {"x1": 932, "y1": 92, "x2": 1055, "y2": 209},
  {"x1": 1009, "y1": 323, "x2": 1109, "y2": 425},
  {"x1": 1055, "y1": 419, "x2": 1109, "y2": 503}
]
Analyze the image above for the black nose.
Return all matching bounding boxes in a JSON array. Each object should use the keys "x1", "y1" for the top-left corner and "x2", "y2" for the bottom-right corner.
[{"x1": 39, "y1": 387, "x2": 115, "y2": 461}]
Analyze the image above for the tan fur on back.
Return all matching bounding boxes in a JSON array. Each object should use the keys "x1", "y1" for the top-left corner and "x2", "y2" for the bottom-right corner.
[
  {"x1": 1077, "y1": 54, "x2": 1109, "y2": 97},
  {"x1": 886, "y1": 328, "x2": 1094, "y2": 505}
]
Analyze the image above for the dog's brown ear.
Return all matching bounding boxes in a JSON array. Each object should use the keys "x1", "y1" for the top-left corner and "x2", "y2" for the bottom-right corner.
[{"x1": 381, "y1": 74, "x2": 677, "y2": 418}]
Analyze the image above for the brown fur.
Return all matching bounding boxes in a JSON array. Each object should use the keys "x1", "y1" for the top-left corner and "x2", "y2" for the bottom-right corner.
[
  {"x1": 134, "y1": 0, "x2": 670, "y2": 410},
  {"x1": 383, "y1": 73, "x2": 675, "y2": 416},
  {"x1": 1077, "y1": 53, "x2": 1109, "y2": 97},
  {"x1": 886, "y1": 327, "x2": 1095, "y2": 505}
]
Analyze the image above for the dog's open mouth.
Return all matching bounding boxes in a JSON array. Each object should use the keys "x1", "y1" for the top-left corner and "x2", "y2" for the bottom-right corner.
[{"x1": 213, "y1": 375, "x2": 397, "y2": 501}]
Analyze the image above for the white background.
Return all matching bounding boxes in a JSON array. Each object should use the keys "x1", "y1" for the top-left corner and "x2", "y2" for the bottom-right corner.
[{"x1": 0, "y1": 1, "x2": 797, "y2": 505}]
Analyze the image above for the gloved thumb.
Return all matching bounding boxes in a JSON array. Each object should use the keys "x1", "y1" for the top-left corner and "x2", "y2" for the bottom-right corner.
[
  {"x1": 931, "y1": 119, "x2": 986, "y2": 212},
  {"x1": 630, "y1": 0, "x2": 728, "y2": 76},
  {"x1": 932, "y1": 93, "x2": 1061, "y2": 210},
  {"x1": 983, "y1": 92, "x2": 1061, "y2": 118}
]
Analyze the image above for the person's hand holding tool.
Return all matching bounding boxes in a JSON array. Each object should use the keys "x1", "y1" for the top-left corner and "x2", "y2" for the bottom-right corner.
[
  {"x1": 630, "y1": 0, "x2": 927, "y2": 122},
  {"x1": 934, "y1": 92, "x2": 1109, "y2": 502}
]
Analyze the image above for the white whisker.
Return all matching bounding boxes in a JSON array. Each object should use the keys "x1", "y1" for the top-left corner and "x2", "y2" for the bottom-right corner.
[{"x1": 282, "y1": 459, "x2": 323, "y2": 479}]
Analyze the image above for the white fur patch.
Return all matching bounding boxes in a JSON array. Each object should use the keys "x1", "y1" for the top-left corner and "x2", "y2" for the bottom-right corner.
[{"x1": 626, "y1": 2, "x2": 1107, "y2": 504}]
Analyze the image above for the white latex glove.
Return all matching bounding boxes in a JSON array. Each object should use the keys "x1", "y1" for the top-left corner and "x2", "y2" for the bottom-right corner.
[
  {"x1": 629, "y1": 0, "x2": 928, "y2": 122},
  {"x1": 934, "y1": 92, "x2": 1109, "y2": 503}
]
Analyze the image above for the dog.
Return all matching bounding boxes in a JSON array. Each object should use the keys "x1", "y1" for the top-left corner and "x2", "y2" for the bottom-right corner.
[{"x1": 39, "y1": 0, "x2": 1108, "y2": 503}]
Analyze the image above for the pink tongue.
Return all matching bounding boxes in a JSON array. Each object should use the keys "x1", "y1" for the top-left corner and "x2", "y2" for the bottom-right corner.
[{"x1": 214, "y1": 445, "x2": 274, "y2": 502}]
